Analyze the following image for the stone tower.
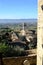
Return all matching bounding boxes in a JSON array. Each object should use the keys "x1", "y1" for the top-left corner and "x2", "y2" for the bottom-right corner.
[
  {"x1": 37, "y1": 0, "x2": 43, "y2": 65},
  {"x1": 21, "y1": 23, "x2": 26, "y2": 36}
]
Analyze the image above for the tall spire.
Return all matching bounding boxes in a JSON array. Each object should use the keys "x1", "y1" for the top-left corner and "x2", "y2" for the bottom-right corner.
[
  {"x1": 22, "y1": 23, "x2": 25, "y2": 36},
  {"x1": 21, "y1": 23, "x2": 26, "y2": 36},
  {"x1": 23, "y1": 23, "x2": 24, "y2": 31}
]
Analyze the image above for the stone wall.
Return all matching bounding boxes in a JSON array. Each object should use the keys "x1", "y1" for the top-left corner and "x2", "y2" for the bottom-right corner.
[
  {"x1": 3, "y1": 56, "x2": 36, "y2": 65},
  {"x1": 37, "y1": 0, "x2": 43, "y2": 65}
]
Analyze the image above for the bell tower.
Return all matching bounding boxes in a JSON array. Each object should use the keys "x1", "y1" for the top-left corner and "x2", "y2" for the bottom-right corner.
[{"x1": 37, "y1": 0, "x2": 43, "y2": 65}]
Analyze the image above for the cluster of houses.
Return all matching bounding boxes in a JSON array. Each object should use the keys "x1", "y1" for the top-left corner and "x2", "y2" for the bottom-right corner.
[
  {"x1": 0, "y1": 23, "x2": 37, "y2": 49},
  {"x1": 4, "y1": 27, "x2": 37, "y2": 49}
]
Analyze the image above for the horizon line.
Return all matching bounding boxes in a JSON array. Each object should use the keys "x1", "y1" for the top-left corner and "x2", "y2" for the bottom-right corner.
[{"x1": 0, "y1": 18, "x2": 37, "y2": 19}]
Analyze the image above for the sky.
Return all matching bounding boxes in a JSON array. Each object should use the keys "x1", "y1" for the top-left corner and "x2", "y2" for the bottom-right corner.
[{"x1": 0, "y1": 0, "x2": 37, "y2": 19}]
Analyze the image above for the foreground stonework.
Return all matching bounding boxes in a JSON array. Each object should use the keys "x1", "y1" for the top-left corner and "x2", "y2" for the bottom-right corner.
[
  {"x1": 3, "y1": 56, "x2": 36, "y2": 65},
  {"x1": 37, "y1": 0, "x2": 43, "y2": 65}
]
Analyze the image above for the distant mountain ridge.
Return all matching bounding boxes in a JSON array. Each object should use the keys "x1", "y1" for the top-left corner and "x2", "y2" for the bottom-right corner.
[{"x1": 0, "y1": 19, "x2": 37, "y2": 24}]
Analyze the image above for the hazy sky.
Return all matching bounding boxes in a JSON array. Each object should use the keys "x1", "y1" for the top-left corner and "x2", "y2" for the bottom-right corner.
[{"x1": 0, "y1": 0, "x2": 37, "y2": 19}]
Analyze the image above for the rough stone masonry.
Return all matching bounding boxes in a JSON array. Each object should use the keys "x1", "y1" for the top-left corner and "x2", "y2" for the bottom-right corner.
[{"x1": 37, "y1": 0, "x2": 43, "y2": 65}]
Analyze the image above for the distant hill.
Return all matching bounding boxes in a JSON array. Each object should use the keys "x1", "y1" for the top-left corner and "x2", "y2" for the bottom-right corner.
[
  {"x1": 0, "y1": 19, "x2": 37, "y2": 24},
  {"x1": 0, "y1": 19, "x2": 37, "y2": 29}
]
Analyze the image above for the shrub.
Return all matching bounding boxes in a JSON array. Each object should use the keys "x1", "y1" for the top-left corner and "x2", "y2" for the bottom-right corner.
[{"x1": 0, "y1": 44, "x2": 26, "y2": 57}]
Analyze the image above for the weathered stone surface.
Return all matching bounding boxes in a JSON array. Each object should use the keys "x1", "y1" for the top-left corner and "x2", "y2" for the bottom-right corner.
[
  {"x1": 37, "y1": 0, "x2": 43, "y2": 65},
  {"x1": 3, "y1": 56, "x2": 36, "y2": 65}
]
